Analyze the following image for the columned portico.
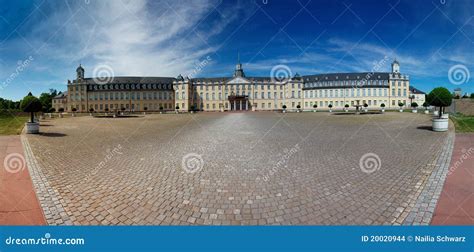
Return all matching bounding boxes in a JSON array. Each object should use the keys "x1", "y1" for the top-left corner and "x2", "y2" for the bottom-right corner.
[{"x1": 228, "y1": 95, "x2": 248, "y2": 111}]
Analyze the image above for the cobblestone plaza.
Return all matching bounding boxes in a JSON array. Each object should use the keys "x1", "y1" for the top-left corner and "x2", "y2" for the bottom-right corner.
[{"x1": 24, "y1": 112, "x2": 453, "y2": 225}]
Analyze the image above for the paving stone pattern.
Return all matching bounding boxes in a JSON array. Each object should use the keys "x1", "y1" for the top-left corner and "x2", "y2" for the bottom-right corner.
[{"x1": 23, "y1": 112, "x2": 453, "y2": 225}]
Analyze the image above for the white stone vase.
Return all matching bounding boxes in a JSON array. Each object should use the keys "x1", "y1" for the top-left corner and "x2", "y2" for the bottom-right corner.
[
  {"x1": 432, "y1": 118, "x2": 448, "y2": 132},
  {"x1": 25, "y1": 122, "x2": 39, "y2": 134}
]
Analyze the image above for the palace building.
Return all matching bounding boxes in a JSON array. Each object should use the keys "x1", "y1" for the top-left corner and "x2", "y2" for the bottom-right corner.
[{"x1": 54, "y1": 59, "x2": 420, "y2": 113}]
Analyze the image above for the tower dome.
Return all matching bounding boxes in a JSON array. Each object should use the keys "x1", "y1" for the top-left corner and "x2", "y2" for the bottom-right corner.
[{"x1": 76, "y1": 64, "x2": 85, "y2": 80}]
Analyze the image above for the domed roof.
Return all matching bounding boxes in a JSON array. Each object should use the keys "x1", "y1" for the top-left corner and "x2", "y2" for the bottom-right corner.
[{"x1": 76, "y1": 64, "x2": 84, "y2": 71}]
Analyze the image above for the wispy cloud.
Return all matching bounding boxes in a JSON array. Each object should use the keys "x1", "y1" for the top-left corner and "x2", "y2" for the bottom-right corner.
[{"x1": 0, "y1": 0, "x2": 250, "y2": 99}]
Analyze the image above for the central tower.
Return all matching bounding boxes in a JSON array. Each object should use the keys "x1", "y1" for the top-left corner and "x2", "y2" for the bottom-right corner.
[{"x1": 233, "y1": 53, "x2": 245, "y2": 77}]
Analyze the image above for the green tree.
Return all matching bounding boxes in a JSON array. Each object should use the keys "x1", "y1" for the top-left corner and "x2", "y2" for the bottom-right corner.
[
  {"x1": 39, "y1": 89, "x2": 58, "y2": 112},
  {"x1": 20, "y1": 92, "x2": 42, "y2": 123},
  {"x1": 427, "y1": 87, "x2": 452, "y2": 118}
]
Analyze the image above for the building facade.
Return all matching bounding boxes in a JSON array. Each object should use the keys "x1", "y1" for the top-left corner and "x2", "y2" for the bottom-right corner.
[{"x1": 55, "y1": 59, "x2": 419, "y2": 112}]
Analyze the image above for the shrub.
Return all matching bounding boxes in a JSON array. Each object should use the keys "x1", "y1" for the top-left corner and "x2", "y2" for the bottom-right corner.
[
  {"x1": 363, "y1": 103, "x2": 368, "y2": 108},
  {"x1": 89, "y1": 108, "x2": 94, "y2": 113},
  {"x1": 345, "y1": 104, "x2": 349, "y2": 108},
  {"x1": 105, "y1": 108, "x2": 109, "y2": 112},
  {"x1": 159, "y1": 106, "x2": 164, "y2": 111},
  {"x1": 422, "y1": 102, "x2": 428, "y2": 108},
  {"x1": 49, "y1": 108, "x2": 56, "y2": 113},
  {"x1": 71, "y1": 108, "x2": 77, "y2": 112},
  {"x1": 398, "y1": 102, "x2": 404, "y2": 107},
  {"x1": 380, "y1": 103, "x2": 385, "y2": 108},
  {"x1": 296, "y1": 104, "x2": 301, "y2": 109},
  {"x1": 143, "y1": 107, "x2": 147, "y2": 111},
  {"x1": 313, "y1": 104, "x2": 317, "y2": 108},
  {"x1": 427, "y1": 87, "x2": 452, "y2": 118},
  {"x1": 282, "y1": 105, "x2": 287, "y2": 109},
  {"x1": 190, "y1": 105, "x2": 196, "y2": 111},
  {"x1": 121, "y1": 107, "x2": 126, "y2": 111},
  {"x1": 58, "y1": 108, "x2": 64, "y2": 113},
  {"x1": 411, "y1": 102, "x2": 418, "y2": 108},
  {"x1": 20, "y1": 93, "x2": 42, "y2": 123},
  {"x1": 175, "y1": 105, "x2": 180, "y2": 110},
  {"x1": 328, "y1": 104, "x2": 333, "y2": 108},
  {"x1": 470, "y1": 93, "x2": 474, "y2": 99}
]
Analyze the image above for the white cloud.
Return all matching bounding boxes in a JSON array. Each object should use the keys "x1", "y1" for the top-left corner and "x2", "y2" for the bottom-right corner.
[{"x1": 10, "y1": 0, "x2": 248, "y2": 80}]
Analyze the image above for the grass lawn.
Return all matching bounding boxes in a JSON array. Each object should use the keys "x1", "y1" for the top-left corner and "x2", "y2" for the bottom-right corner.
[
  {"x1": 451, "y1": 113, "x2": 474, "y2": 133},
  {"x1": 0, "y1": 111, "x2": 29, "y2": 135}
]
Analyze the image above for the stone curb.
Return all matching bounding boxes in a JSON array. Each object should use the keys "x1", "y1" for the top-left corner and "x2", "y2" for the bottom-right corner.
[
  {"x1": 21, "y1": 135, "x2": 73, "y2": 225},
  {"x1": 402, "y1": 130, "x2": 455, "y2": 225}
]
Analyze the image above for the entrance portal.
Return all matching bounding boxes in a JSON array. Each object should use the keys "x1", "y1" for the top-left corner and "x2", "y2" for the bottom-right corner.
[{"x1": 228, "y1": 95, "x2": 248, "y2": 111}]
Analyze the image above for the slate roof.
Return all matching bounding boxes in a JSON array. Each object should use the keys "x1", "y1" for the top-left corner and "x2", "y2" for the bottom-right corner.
[{"x1": 73, "y1": 76, "x2": 175, "y2": 84}]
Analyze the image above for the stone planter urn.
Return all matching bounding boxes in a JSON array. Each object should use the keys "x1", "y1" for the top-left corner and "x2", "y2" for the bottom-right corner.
[
  {"x1": 433, "y1": 111, "x2": 439, "y2": 116},
  {"x1": 424, "y1": 110, "x2": 429, "y2": 114},
  {"x1": 282, "y1": 110, "x2": 286, "y2": 113},
  {"x1": 329, "y1": 109, "x2": 332, "y2": 113},
  {"x1": 113, "y1": 114, "x2": 117, "y2": 118},
  {"x1": 190, "y1": 111, "x2": 194, "y2": 114},
  {"x1": 399, "y1": 109, "x2": 403, "y2": 112},
  {"x1": 25, "y1": 122, "x2": 39, "y2": 134},
  {"x1": 412, "y1": 109, "x2": 417, "y2": 113},
  {"x1": 441, "y1": 113, "x2": 449, "y2": 119},
  {"x1": 432, "y1": 117, "x2": 448, "y2": 132},
  {"x1": 381, "y1": 109, "x2": 385, "y2": 113},
  {"x1": 364, "y1": 108, "x2": 368, "y2": 113}
]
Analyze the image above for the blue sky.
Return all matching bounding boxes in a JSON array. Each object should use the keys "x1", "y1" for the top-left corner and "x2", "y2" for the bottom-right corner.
[{"x1": 0, "y1": 0, "x2": 472, "y2": 100}]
